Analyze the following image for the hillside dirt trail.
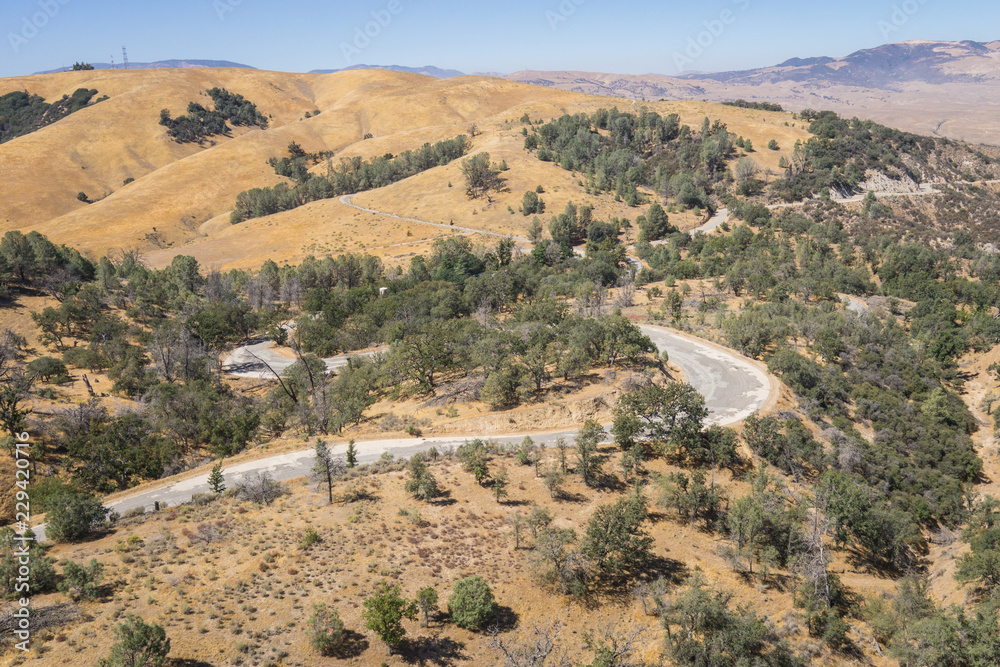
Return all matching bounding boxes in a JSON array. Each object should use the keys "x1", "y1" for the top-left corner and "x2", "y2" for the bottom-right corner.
[
  {"x1": 691, "y1": 179, "x2": 1000, "y2": 238},
  {"x1": 340, "y1": 194, "x2": 530, "y2": 243}
]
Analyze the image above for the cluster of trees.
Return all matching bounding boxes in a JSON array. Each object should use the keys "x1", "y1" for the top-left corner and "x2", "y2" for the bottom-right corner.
[
  {"x1": 230, "y1": 135, "x2": 470, "y2": 222},
  {"x1": 608, "y1": 384, "x2": 861, "y2": 650},
  {"x1": 4, "y1": 524, "x2": 171, "y2": 663},
  {"x1": 526, "y1": 108, "x2": 751, "y2": 211},
  {"x1": 9, "y1": 221, "x2": 647, "y2": 493},
  {"x1": 0, "y1": 87, "x2": 102, "y2": 144},
  {"x1": 0, "y1": 527, "x2": 56, "y2": 599},
  {"x1": 288, "y1": 307, "x2": 653, "y2": 435},
  {"x1": 639, "y1": 204, "x2": 990, "y2": 546},
  {"x1": 447, "y1": 432, "x2": 659, "y2": 597},
  {"x1": 434, "y1": 379, "x2": 861, "y2": 660},
  {"x1": 712, "y1": 273, "x2": 984, "y2": 534},
  {"x1": 538, "y1": 199, "x2": 647, "y2": 261},
  {"x1": 722, "y1": 99, "x2": 784, "y2": 112},
  {"x1": 630, "y1": 151, "x2": 1000, "y2": 654},
  {"x1": 0, "y1": 229, "x2": 95, "y2": 298},
  {"x1": 767, "y1": 110, "x2": 995, "y2": 201},
  {"x1": 268, "y1": 141, "x2": 334, "y2": 182},
  {"x1": 12, "y1": 246, "x2": 270, "y2": 491},
  {"x1": 308, "y1": 577, "x2": 495, "y2": 656},
  {"x1": 159, "y1": 87, "x2": 268, "y2": 144},
  {"x1": 663, "y1": 573, "x2": 803, "y2": 666},
  {"x1": 522, "y1": 186, "x2": 545, "y2": 215},
  {"x1": 868, "y1": 574, "x2": 1000, "y2": 665}
]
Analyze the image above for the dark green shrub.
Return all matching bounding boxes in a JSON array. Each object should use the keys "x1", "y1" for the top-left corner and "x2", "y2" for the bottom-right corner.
[
  {"x1": 45, "y1": 491, "x2": 109, "y2": 543},
  {"x1": 308, "y1": 603, "x2": 345, "y2": 656},
  {"x1": 448, "y1": 576, "x2": 496, "y2": 630}
]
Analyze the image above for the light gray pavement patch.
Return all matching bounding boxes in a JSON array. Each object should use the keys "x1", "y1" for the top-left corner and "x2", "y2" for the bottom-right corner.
[
  {"x1": 638, "y1": 325, "x2": 772, "y2": 426},
  {"x1": 842, "y1": 295, "x2": 869, "y2": 315},
  {"x1": 222, "y1": 341, "x2": 377, "y2": 379}
]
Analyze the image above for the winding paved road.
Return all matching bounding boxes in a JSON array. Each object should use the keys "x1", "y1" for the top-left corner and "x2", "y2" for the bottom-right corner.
[
  {"x1": 39, "y1": 179, "x2": 991, "y2": 539},
  {"x1": 32, "y1": 325, "x2": 774, "y2": 541}
]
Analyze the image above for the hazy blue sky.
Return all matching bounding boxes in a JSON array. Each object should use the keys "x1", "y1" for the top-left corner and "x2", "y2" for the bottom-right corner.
[{"x1": 1, "y1": 0, "x2": 996, "y2": 78}]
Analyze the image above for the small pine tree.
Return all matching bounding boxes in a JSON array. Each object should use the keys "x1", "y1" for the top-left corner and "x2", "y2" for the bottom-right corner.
[
  {"x1": 528, "y1": 505, "x2": 553, "y2": 537},
  {"x1": 405, "y1": 454, "x2": 441, "y2": 501},
  {"x1": 544, "y1": 468, "x2": 564, "y2": 499},
  {"x1": 363, "y1": 581, "x2": 417, "y2": 655},
  {"x1": 493, "y1": 465, "x2": 510, "y2": 503},
  {"x1": 448, "y1": 576, "x2": 497, "y2": 630},
  {"x1": 311, "y1": 439, "x2": 345, "y2": 505},
  {"x1": 346, "y1": 439, "x2": 358, "y2": 468},
  {"x1": 58, "y1": 559, "x2": 104, "y2": 601},
  {"x1": 555, "y1": 437, "x2": 568, "y2": 474},
  {"x1": 308, "y1": 602, "x2": 345, "y2": 656},
  {"x1": 208, "y1": 462, "x2": 226, "y2": 494},
  {"x1": 416, "y1": 587, "x2": 439, "y2": 627},
  {"x1": 98, "y1": 615, "x2": 170, "y2": 667}
]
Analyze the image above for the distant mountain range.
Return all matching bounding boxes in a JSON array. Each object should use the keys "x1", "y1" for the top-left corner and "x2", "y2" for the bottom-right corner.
[
  {"x1": 35, "y1": 59, "x2": 256, "y2": 74},
  {"x1": 678, "y1": 40, "x2": 1000, "y2": 87},
  {"x1": 309, "y1": 64, "x2": 465, "y2": 78},
  {"x1": 505, "y1": 40, "x2": 1000, "y2": 145},
  {"x1": 36, "y1": 61, "x2": 466, "y2": 79}
]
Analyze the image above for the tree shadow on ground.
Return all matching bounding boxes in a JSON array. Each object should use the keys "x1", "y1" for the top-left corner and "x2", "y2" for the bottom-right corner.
[
  {"x1": 172, "y1": 660, "x2": 216, "y2": 667},
  {"x1": 759, "y1": 572, "x2": 795, "y2": 594},
  {"x1": 399, "y1": 636, "x2": 468, "y2": 666},
  {"x1": 491, "y1": 604, "x2": 520, "y2": 632},
  {"x1": 591, "y1": 555, "x2": 689, "y2": 607},
  {"x1": 430, "y1": 490, "x2": 457, "y2": 507},
  {"x1": 333, "y1": 630, "x2": 370, "y2": 658},
  {"x1": 594, "y1": 469, "x2": 626, "y2": 492},
  {"x1": 843, "y1": 548, "x2": 905, "y2": 580},
  {"x1": 553, "y1": 489, "x2": 589, "y2": 503}
]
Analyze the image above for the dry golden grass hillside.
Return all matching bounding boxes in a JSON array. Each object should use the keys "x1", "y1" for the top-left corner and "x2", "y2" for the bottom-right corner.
[
  {"x1": 0, "y1": 68, "x2": 811, "y2": 269},
  {"x1": 4, "y1": 444, "x2": 887, "y2": 667}
]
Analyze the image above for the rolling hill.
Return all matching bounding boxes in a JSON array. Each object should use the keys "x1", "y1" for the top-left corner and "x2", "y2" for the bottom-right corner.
[{"x1": 0, "y1": 67, "x2": 810, "y2": 270}]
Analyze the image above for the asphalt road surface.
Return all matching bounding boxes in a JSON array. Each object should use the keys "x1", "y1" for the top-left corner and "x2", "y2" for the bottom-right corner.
[
  {"x1": 33, "y1": 329, "x2": 774, "y2": 541},
  {"x1": 222, "y1": 341, "x2": 378, "y2": 379}
]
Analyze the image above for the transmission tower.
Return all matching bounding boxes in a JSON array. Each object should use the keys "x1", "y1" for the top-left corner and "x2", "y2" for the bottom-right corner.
[
  {"x1": 110, "y1": 54, "x2": 115, "y2": 70},
  {"x1": 122, "y1": 46, "x2": 129, "y2": 70}
]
